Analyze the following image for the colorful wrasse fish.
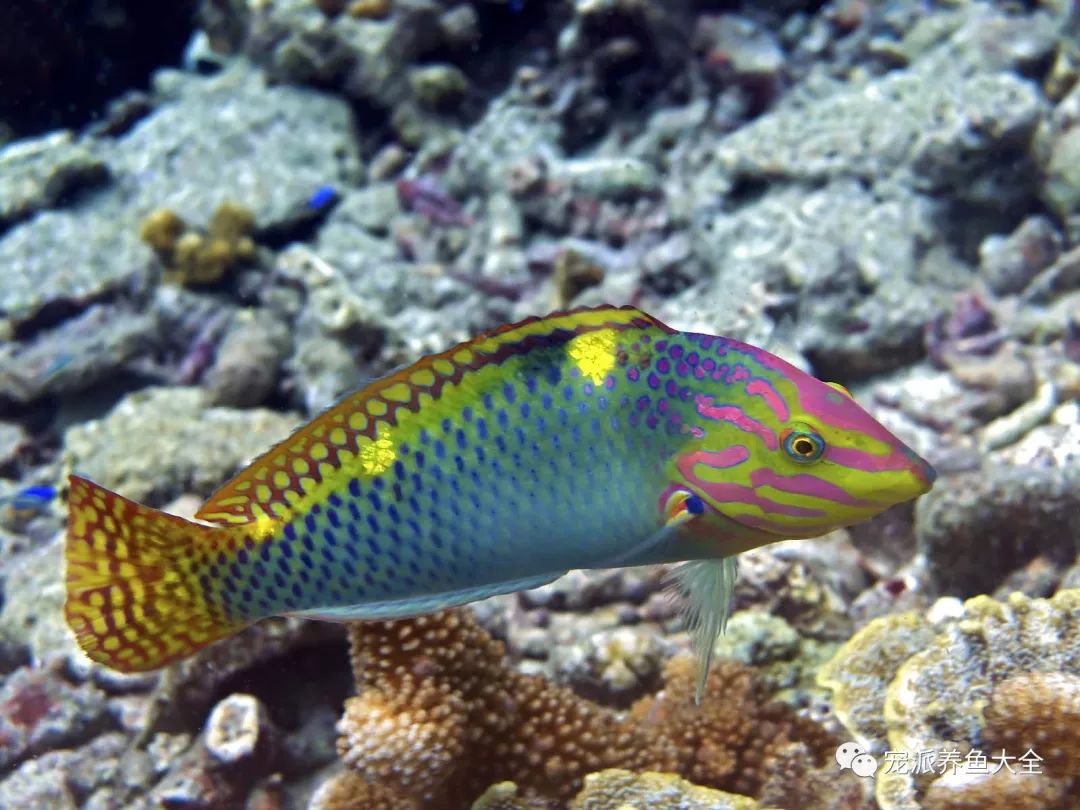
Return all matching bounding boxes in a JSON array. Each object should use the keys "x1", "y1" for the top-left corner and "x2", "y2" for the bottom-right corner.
[{"x1": 64, "y1": 305, "x2": 935, "y2": 698}]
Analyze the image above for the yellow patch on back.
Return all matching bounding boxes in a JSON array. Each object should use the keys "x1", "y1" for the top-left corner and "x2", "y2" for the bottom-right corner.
[
  {"x1": 192, "y1": 305, "x2": 667, "y2": 529},
  {"x1": 568, "y1": 329, "x2": 618, "y2": 384},
  {"x1": 359, "y1": 428, "x2": 397, "y2": 476}
]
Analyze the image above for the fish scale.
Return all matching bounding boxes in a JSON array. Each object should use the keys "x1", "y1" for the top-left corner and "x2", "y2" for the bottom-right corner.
[
  {"x1": 64, "y1": 304, "x2": 935, "y2": 682},
  {"x1": 201, "y1": 314, "x2": 683, "y2": 623}
]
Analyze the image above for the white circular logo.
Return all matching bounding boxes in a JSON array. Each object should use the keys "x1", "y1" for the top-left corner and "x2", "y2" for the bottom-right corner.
[{"x1": 836, "y1": 742, "x2": 878, "y2": 778}]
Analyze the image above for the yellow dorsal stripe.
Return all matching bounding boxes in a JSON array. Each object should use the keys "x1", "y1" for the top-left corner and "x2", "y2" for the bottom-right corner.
[{"x1": 195, "y1": 305, "x2": 665, "y2": 527}]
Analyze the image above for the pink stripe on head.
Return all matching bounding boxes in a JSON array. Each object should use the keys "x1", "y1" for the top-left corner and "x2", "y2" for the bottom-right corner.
[
  {"x1": 704, "y1": 483, "x2": 826, "y2": 518},
  {"x1": 680, "y1": 446, "x2": 751, "y2": 471},
  {"x1": 694, "y1": 395, "x2": 778, "y2": 450},
  {"x1": 749, "y1": 468, "x2": 873, "y2": 508},
  {"x1": 677, "y1": 453, "x2": 824, "y2": 519},
  {"x1": 745, "y1": 378, "x2": 789, "y2": 422},
  {"x1": 825, "y1": 446, "x2": 913, "y2": 473}
]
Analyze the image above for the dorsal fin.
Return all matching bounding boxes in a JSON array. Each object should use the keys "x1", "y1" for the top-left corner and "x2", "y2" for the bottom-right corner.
[{"x1": 195, "y1": 305, "x2": 672, "y2": 527}]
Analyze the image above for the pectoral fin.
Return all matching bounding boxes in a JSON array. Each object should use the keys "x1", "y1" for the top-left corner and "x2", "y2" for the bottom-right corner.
[{"x1": 599, "y1": 488, "x2": 707, "y2": 568}]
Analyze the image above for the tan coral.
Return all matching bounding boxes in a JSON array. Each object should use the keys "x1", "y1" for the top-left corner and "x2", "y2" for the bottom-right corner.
[
  {"x1": 332, "y1": 609, "x2": 842, "y2": 808},
  {"x1": 347, "y1": 0, "x2": 392, "y2": 19},
  {"x1": 983, "y1": 671, "x2": 1080, "y2": 778},
  {"x1": 139, "y1": 200, "x2": 257, "y2": 286},
  {"x1": 469, "y1": 782, "x2": 547, "y2": 810},
  {"x1": 139, "y1": 208, "x2": 186, "y2": 253},
  {"x1": 567, "y1": 769, "x2": 763, "y2": 810},
  {"x1": 815, "y1": 610, "x2": 937, "y2": 752},
  {"x1": 757, "y1": 742, "x2": 871, "y2": 810},
  {"x1": 337, "y1": 686, "x2": 467, "y2": 796},
  {"x1": 308, "y1": 769, "x2": 418, "y2": 810},
  {"x1": 818, "y1": 589, "x2": 1080, "y2": 810},
  {"x1": 632, "y1": 655, "x2": 839, "y2": 798},
  {"x1": 884, "y1": 592, "x2": 1080, "y2": 796},
  {"x1": 921, "y1": 768, "x2": 1073, "y2": 810},
  {"x1": 339, "y1": 609, "x2": 676, "y2": 805},
  {"x1": 470, "y1": 771, "x2": 764, "y2": 810}
]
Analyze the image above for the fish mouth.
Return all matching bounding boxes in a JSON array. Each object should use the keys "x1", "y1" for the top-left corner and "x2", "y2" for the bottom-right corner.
[
  {"x1": 914, "y1": 459, "x2": 937, "y2": 490},
  {"x1": 900, "y1": 445, "x2": 937, "y2": 492}
]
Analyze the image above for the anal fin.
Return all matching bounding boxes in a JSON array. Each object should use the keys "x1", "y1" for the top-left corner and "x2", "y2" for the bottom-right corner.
[
  {"x1": 284, "y1": 571, "x2": 566, "y2": 621},
  {"x1": 666, "y1": 557, "x2": 738, "y2": 704}
]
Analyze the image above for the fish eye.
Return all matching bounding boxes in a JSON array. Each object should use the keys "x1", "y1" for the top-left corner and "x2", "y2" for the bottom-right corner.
[{"x1": 782, "y1": 428, "x2": 825, "y2": 463}]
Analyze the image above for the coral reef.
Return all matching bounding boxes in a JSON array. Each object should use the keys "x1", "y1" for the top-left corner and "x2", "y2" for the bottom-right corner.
[
  {"x1": 816, "y1": 610, "x2": 940, "y2": 751},
  {"x1": 334, "y1": 608, "x2": 676, "y2": 805},
  {"x1": 311, "y1": 768, "x2": 418, "y2": 810},
  {"x1": 984, "y1": 671, "x2": 1080, "y2": 779},
  {"x1": 140, "y1": 200, "x2": 257, "y2": 286},
  {"x1": 921, "y1": 769, "x2": 1073, "y2": 810},
  {"x1": 3, "y1": 0, "x2": 1080, "y2": 807},
  {"x1": 0, "y1": 132, "x2": 110, "y2": 228},
  {"x1": 915, "y1": 465, "x2": 1080, "y2": 596},
  {"x1": 819, "y1": 589, "x2": 1080, "y2": 809},
  {"x1": 551, "y1": 625, "x2": 667, "y2": 707},
  {"x1": 62, "y1": 386, "x2": 301, "y2": 506},
  {"x1": 316, "y1": 608, "x2": 850, "y2": 809},
  {"x1": 916, "y1": 671, "x2": 1080, "y2": 809},
  {"x1": 630, "y1": 656, "x2": 841, "y2": 799},
  {"x1": 0, "y1": 61, "x2": 360, "y2": 339},
  {"x1": 472, "y1": 769, "x2": 764, "y2": 810}
]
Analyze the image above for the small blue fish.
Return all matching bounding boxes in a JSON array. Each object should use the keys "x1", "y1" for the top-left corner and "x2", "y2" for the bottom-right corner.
[
  {"x1": 13, "y1": 485, "x2": 56, "y2": 504},
  {"x1": 2, "y1": 484, "x2": 56, "y2": 530},
  {"x1": 307, "y1": 185, "x2": 339, "y2": 211}
]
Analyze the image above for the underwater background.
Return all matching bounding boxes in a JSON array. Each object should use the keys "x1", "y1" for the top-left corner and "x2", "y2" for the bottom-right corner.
[{"x1": 1, "y1": 0, "x2": 1079, "y2": 808}]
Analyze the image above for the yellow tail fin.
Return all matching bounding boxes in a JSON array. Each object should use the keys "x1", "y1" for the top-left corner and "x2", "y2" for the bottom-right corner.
[{"x1": 64, "y1": 475, "x2": 249, "y2": 672}]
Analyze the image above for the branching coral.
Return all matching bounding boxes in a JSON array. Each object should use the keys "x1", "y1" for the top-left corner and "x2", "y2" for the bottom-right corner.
[
  {"x1": 631, "y1": 656, "x2": 839, "y2": 797},
  {"x1": 309, "y1": 769, "x2": 419, "y2": 810},
  {"x1": 336, "y1": 609, "x2": 675, "y2": 805},
  {"x1": 316, "y1": 608, "x2": 849, "y2": 809},
  {"x1": 139, "y1": 200, "x2": 256, "y2": 285}
]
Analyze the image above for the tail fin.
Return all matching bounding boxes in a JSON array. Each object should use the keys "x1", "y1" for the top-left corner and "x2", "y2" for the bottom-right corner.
[{"x1": 64, "y1": 475, "x2": 250, "y2": 672}]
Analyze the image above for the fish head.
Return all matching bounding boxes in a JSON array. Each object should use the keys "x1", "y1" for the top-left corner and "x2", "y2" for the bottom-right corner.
[{"x1": 672, "y1": 337, "x2": 935, "y2": 542}]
